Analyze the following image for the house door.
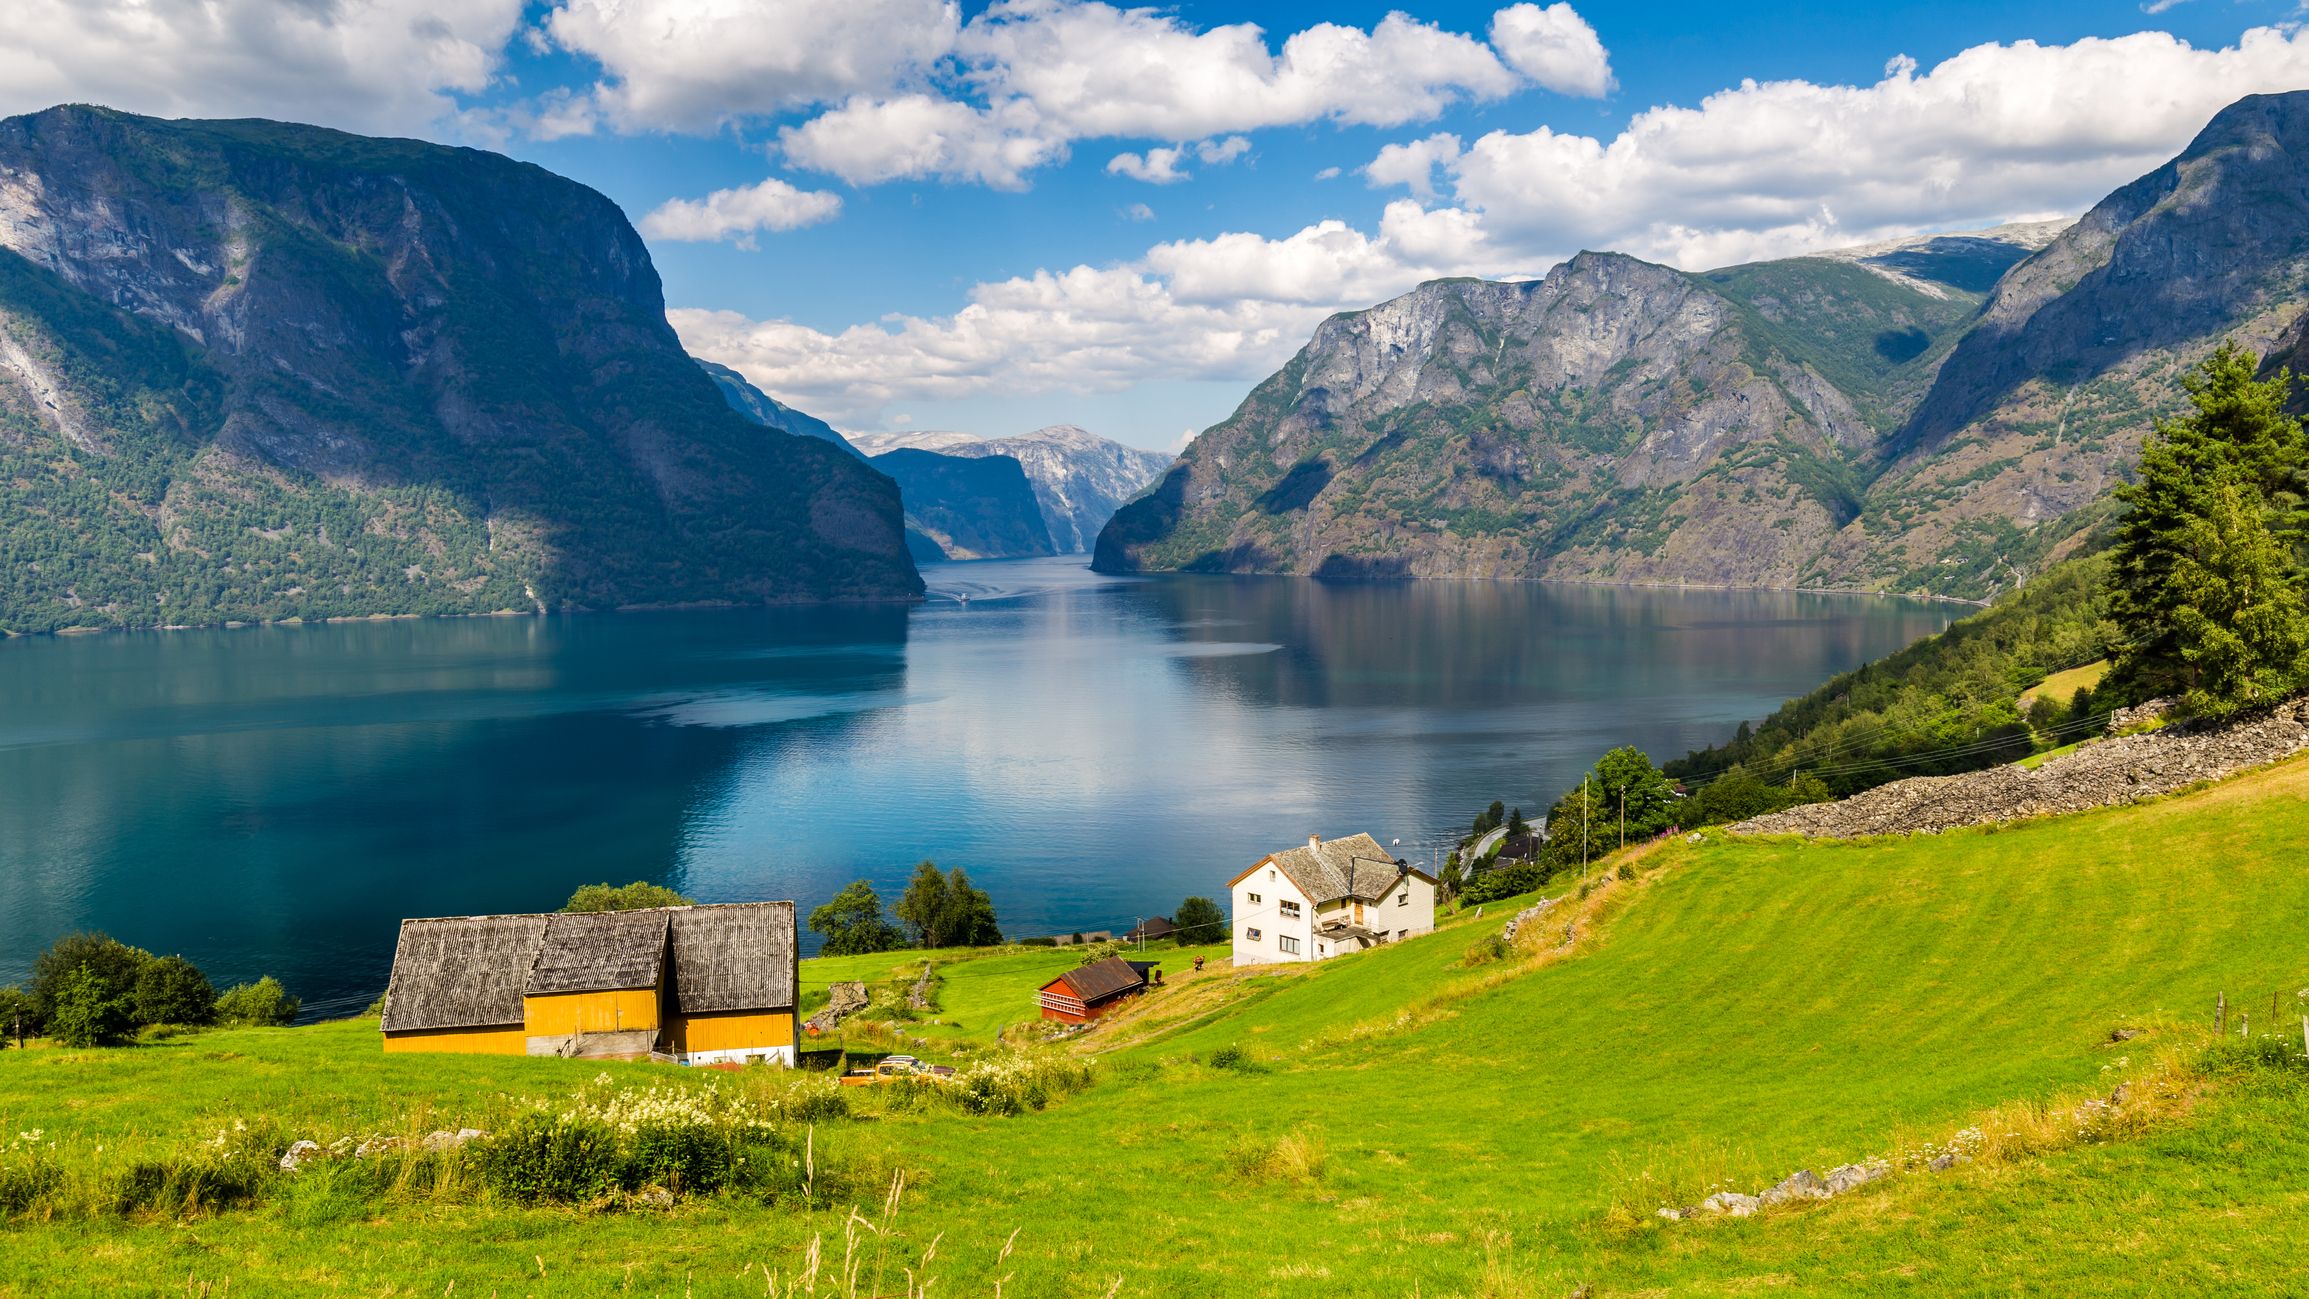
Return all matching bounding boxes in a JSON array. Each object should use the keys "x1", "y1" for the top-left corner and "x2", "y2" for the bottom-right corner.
[{"x1": 1353, "y1": 902, "x2": 1364, "y2": 924}]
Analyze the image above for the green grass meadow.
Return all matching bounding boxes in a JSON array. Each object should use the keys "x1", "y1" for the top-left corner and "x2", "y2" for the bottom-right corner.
[{"x1": 5, "y1": 759, "x2": 2308, "y2": 1296}]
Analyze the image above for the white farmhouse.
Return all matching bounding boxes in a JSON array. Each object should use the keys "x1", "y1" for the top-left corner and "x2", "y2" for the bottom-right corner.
[{"x1": 1228, "y1": 833, "x2": 1437, "y2": 966}]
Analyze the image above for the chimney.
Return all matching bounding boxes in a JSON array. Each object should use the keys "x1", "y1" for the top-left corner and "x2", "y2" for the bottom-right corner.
[{"x1": 1307, "y1": 834, "x2": 1321, "y2": 853}]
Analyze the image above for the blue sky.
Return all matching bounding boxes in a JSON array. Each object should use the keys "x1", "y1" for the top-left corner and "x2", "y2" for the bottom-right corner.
[{"x1": 2, "y1": 0, "x2": 2305, "y2": 447}]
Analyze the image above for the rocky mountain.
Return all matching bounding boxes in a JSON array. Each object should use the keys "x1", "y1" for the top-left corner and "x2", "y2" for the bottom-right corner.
[
  {"x1": 1098, "y1": 224, "x2": 2053, "y2": 588},
  {"x1": 854, "y1": 425, "x2": 1172, "y2": 553},
  {"x1": 0, "y1": 106, "x2": 919, "y2": 633},
  {"x1": 868, "y1": 448, "x2": 1054, "y2": 561},
  {"x1": 1816, "y1": 91, "x2": 2309, "y2": 592},
  {"x1": 1099, "y1": 92, "x2": 2309, "y2": 599},
  {"x1": 698, "y1": 360, "x2": 868, "y2": 461}
]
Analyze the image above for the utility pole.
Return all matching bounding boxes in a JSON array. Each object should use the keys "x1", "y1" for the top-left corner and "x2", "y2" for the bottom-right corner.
[
  {"x1": 1581, "y1": 776, "x2": 1591, "y2": 875},
  {"x1": 1619, "y1": 788, "x2": 1627, "y2": 852}
]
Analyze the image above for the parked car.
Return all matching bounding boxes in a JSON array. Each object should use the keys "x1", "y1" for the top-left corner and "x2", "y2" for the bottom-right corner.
[{"x1": 838, "y1": 1054, "x2": 956, "y2": 1086}]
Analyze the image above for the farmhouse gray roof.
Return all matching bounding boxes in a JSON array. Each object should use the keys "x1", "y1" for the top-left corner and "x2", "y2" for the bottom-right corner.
[
  {"x1": 1046, "y1": 955, "x2": 1147, "y2": 1004},
  {"x1": 1255, "y1": 833, "x2": 1426, "y2": 904},
  {"x1": 380, "y1": 913, "x2": 548, "y2": 1033},
  {"x1": 380, "y1": 902, "x2": 795, "y2": 1034},
  {"x1": 667, "y1": 902, "x2": 797, "y2": 1014},
  {"x1": 526, "y1": 910, "x2": 669, "y2": 995}
]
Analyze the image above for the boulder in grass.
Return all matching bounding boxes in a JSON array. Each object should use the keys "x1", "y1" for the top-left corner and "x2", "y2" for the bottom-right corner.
[
  {"x1": 1701, "y1": 1191, "x2": 1760, "y2": 1217},
  {"x1": 278, "y1": 1140, "x2": 322, "y2": 1172},
  {"x1": 1824, "y1": 1162, "x2": 1888, "y2": 1195},
  {"x1": 1759, "y1": 1169, "x2": 1830, "y2": 1205},
  {"x1": 422, "y1": 1128, "x2": 484, "y2": 1153}
]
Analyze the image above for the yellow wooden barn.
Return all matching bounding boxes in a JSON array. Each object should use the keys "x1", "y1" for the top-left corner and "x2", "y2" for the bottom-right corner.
[{"x1": 378, "y1": 901, "x2": 797, "y2": 1064}]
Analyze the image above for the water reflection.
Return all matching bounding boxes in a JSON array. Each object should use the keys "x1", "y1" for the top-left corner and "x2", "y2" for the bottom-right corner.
[{"x1": 0, "y1": 561, "x2": 1950, "y2": 1011}]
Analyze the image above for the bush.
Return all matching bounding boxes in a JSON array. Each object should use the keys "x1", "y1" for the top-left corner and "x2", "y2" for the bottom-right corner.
[
  {"x1": 215, "y1": 976, "x2": 300, "y2": 1026},
  {"x1": 1460, "y1": 934, "x2": 1511, "y2": 968},
  {"x1": 476, "y1": 1111, "x2": 624, "y2": 1203},
  {"x1": 1208, "y1": 1044, "x2": 1268, "y2": 1073},
  {"x1": 0, "y1": 1137, "x2": 61, "y2": 1215},
  {"x1": 945, "y1": 1052, "x2": 1095, "y2": 1116},
  {"x1": 1615, "y1": 862, "x2": 1636, "y2": 882},
  {"x1": 1225, "y1": 1128, "x2": 1328, "y2": 1183},
  {"x1": 110, "y1": 1121, "x2": 279, "y2": 1216},
  {"x1": 563, "y1": 881, "x2": 693, "y2": 913},
  {"x1": 30, "y1": 932, "x2": 151, "y2": 1028},
  {"x1": 134, "y1": 955, "x2": 217, "y2": 1027},
  {"x1": 49, "y1": 964, "x2": 134, "y2": 1047},
  {"x1": 1460, "y1": 860, "x2": 1545, "y2": 905}
]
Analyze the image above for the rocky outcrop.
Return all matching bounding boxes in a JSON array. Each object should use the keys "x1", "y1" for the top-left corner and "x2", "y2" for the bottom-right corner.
[
  {"x1": 0, "y1": 105, "x2": 920, "y2": 632},
  {"x1": 698, "y1": 360, "x2": 869, "y2": 461},
  {"x1": 804, "y1": 981, "x2": 870, "y2": 1035},
  {"x1": 870, "y1": 448, "x2": 1055, "y2": 561},
  {"x1": 855, "y1": 425, "x2": 1172, "y2": 553},
  {"x1": 1733, "y1": 699, "x2": 2309, "y2": 837},
  {"x1": 1101, "y1": 92, "x2": 2309, "y2": 600},
  {"x1": 1816, "y1": 92, "x2": 2309, "y2": 596},
  {"x1": 1095, "y1": 227, "x2": 2055, "y2": 593}
]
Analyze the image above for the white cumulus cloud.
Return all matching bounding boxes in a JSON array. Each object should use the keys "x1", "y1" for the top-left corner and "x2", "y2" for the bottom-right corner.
[
  {"x1": 542, "y1": 0, "x2": 961, "y2": 132},
  {"x1": 1488, "y1": 3, "x2": 1614, "y2": 97},
  {"x1": 1418, "y1": 26, "x2": 2309, "y2": 268},
  {"x1": 0, "y1": 0, "x2": 525, "y2": 135},
  {"x1": 1365, "y1": 134, "x2": 1463, "y2": 199},
  {"x1": 639, "y1": 177, "x2": 842, "y2": 246},
  {"x1": 1107, "y1": 146, "x2": 1191, "y2": 184}
]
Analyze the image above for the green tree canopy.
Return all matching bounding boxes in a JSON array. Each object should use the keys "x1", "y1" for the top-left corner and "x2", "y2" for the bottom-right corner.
[
  {"x1": 132, "y1": 954, "x2": 217, "y2": 1027},
  {"x1": 215, "y1": 976, "x2": 301, "y2": 1027},
  {"x1": 561, "y1": 881, "x2": 694, "y2": 913},
  {"x1": 48, "y1": 964, "x2": 134, "y2": 1048},
  {"x1": 894, "y1": 860, "x2": 952, "y2": 947},
  {"x1": 2109, "y1": 343, "x2": 2309, "y2": 712},
  {"x1": 809, "y1": 880, "x2": 906, "y2": 956},
  {"x1": 30, "y1": 932, "x2": 150, "y2": 1028},
  {"x1": 1171, "y1": 896, "x2": 1226, "y2": 943},
  {"x1": 894, "y1": 862, "x2": 1002, "y2": 949}
]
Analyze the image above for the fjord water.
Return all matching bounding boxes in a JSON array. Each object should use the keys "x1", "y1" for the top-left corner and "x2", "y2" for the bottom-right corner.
[{"x1": 0, "y1": 559, "x2": 1952, "y2": 1014}]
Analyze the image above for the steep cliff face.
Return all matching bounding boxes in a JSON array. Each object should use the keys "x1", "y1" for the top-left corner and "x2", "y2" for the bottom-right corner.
[
  {"x1": 868, "y1": 448, "x2": 1055, "y2": 561},
  {"x1": 1102, "y1": 92, "x2": 2309, "y2": 600},
  {"x1": 1818, "y1": 91, "x2": 2309, "y2": 593},
  {"x1": 698, "y1": 359, "x2": 869, "y2": 461},
  {"x1": 855, "y1": 425, "x2": 1172, "y2": 552},
  {"x1": 1097, "y1": 242, "x2": 2017, "y2": 586},
  {"x1": 0, "y1": 106, "x2": 918, "y2": 631}
]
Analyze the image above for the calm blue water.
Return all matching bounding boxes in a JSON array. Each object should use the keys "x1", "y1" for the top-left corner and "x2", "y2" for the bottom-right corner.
[{"x1": 0, "y1": 558, "x2": 1953, "y2": 1015}]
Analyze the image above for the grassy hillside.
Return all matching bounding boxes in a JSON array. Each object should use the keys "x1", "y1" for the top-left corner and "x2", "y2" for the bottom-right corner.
[
  {"x1": 1671, "y1": 552, "x2": 2117, "y2": 799},
  {"x1": 5, "y1": 759, "x2": 2308, "y2": 1295}
]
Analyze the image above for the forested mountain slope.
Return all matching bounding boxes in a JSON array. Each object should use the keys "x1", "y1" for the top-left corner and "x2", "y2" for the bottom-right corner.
[
  {"x1": 1101, "y1": 91, "x2": 2309, "y2": 600},
  {"x1": 0, "y1": 106, "x2": 919, "y2": 632}
]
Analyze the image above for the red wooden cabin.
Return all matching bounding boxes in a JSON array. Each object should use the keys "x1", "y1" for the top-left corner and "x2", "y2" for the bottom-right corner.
[{"x1": 1037, "y1": 956, "x2": 1158, "y2": 1023}]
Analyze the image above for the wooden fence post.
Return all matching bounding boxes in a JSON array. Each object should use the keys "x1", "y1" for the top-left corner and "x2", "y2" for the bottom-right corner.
[{"x1": 2217, "y1": 991, "x2": 2226, "y2": 1036}]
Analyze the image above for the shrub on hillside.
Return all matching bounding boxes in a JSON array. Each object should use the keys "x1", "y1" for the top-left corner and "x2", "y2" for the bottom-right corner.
[
  {"x1": 49, "y1": 965, "x2": 134, "y2": 1048},
  {"x1": 1207, "y1": 1044, "x2": 1267, "y2": 1073},
  {"x1": 133, "y1": 955, "x2": 217, "y2": 1027},
  {"x1": 29, "y1": 932, "x2": 150, "y2": 1029},
  {"x1": 215, "y1": 976, "x2": 300, "y2": 1027},
  {"x1": 945, "y1": 1052, "x2": 1095, "y2": 1116},
  {"x1": 562, "y1": 881, "x2": 693, "y2": 913},
  {"x1": 0, "y1": 1134, "x2": 61, "y2": 1216},
  {"x1": 478, "y1": 1111, "x2": 625, "y2": 1203},
  {"x1": 1460, "y1": 861, "x2": 1544, "y2": 905}
]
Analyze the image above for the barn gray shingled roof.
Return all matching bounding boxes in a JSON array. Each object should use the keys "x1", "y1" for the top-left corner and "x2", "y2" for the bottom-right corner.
[
  {"x1": 382, "y1": 902, "x2": 798, "y2": 1034},
  {"x1": 526, "y1": 910, "x2": 670, "y2": 995},
  {"x1": 1050, "y1": 955, "x2": 1146, "y2": 1003},
  {"x1": 667, "y1": 902, "x2": 796, "y2": 1014},
  {"x1": 1265, "y1": 833, "x2": 1407, "y2": 904},
  {"x1": 380, "y1": 913, "x2": 548, "y2": 1033}
]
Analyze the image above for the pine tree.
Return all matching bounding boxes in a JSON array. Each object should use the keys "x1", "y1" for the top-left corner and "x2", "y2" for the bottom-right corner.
[
  {"x1": 2109, "y1": 343, "x2": 2309, "y2": 706},
  {"x1": 2164, "y1": 476, "x2": 2309, "y2": 719}
]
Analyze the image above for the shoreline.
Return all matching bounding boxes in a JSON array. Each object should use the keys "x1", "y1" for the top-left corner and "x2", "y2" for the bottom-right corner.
[{"x1": 0, "y1": 563, "x2": 1986, "y2": 641}]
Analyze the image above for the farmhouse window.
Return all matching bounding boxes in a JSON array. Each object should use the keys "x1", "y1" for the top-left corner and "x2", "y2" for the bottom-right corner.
[
  {"x1": 1398, "y1": 891, "x2": 1408, "y2": 906},
  {"x1": 1279, "y1": 935, "x2": 1301, "y2": 955},
  {"x1": 1279, "y1": 900, "x2": 1301, "y2": 918},
  {"x1": 1248, "y1": 893, "x2": 1261, "y2": 904},
  {"x1": 1246, "y1": 927, "x2": 1262, "y2": 941}
]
